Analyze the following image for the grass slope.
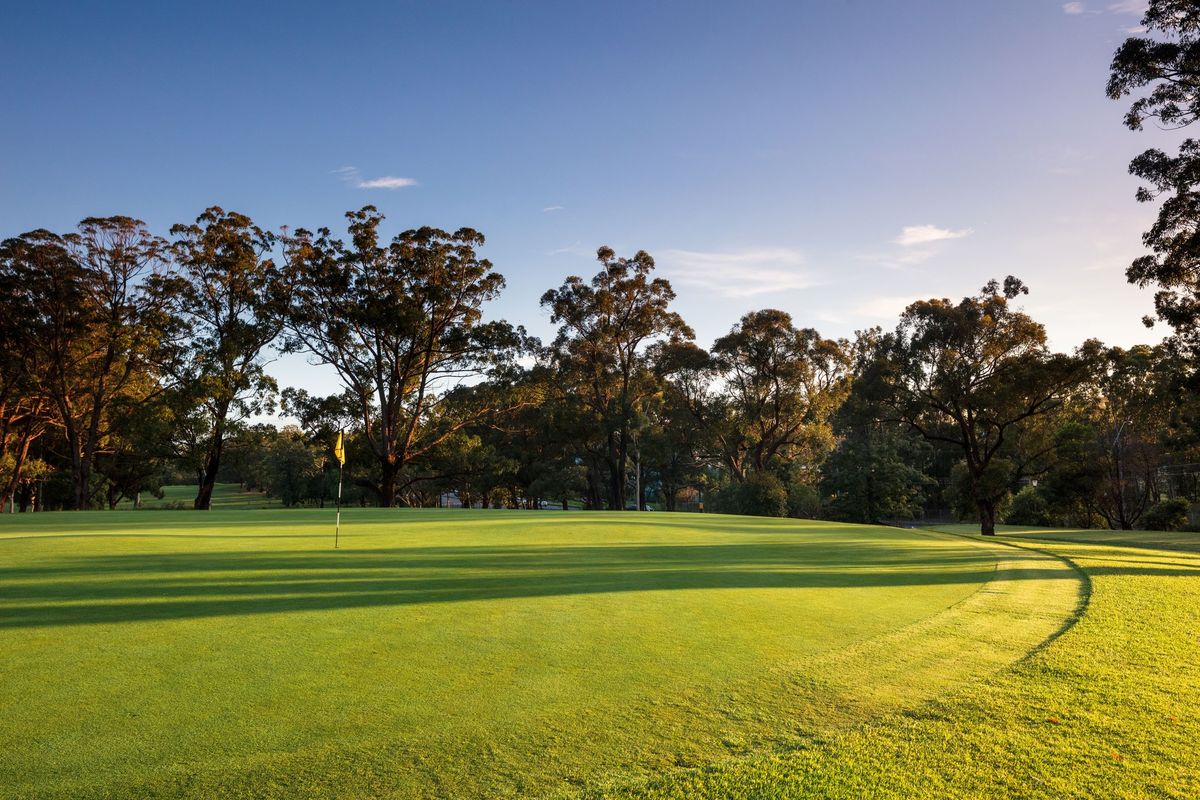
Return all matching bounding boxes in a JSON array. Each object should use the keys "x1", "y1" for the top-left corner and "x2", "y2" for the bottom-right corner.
[
  {"x1": 605, "y1": 525, "x2": 1200, "y2": 799},
  {"x1": 0, "y1": 511, "x2": 1077, "y2": 799},
  {"x1": 116, "y1": 482, "x2": 279, "y2": 510}
]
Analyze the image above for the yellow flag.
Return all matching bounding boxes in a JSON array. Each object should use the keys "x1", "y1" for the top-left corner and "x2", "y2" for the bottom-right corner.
[{"x1": 333, "y1": 431, "x2": 345, "y2": 466}]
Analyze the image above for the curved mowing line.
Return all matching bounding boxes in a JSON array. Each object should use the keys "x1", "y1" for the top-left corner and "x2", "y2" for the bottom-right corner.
[
  {"x1": 0, "y1": 518, "x2": 1090, "y2": 800},
  {"x1": 777, "y1": 529, "x2": 1086, "y2": 725},
  {"x1": 581, "y1": 528, "x2": 1090, "y2": 800},
  {"x1": 928, "y1": 528, "x2": 1095, "y2": 663}
]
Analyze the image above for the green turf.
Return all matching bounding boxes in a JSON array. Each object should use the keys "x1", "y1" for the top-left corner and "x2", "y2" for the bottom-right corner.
[
  {"x1": 116, "y1": 482, "x2": 280, "y2": 510},
  {"x1": 0, "y1": 511, "x2": 1079, "y2": 799},
  {"x1": 605, "y1": 524, "x2": 1200, "y2": 799}
]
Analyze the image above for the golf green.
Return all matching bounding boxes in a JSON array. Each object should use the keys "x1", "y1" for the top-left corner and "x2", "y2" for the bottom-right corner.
[{"x1": 0, "y1": 510, "x2": 1080, "y2": 799}]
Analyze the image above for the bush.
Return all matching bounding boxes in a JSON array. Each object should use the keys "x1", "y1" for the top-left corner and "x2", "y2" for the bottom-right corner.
[
  {"x1": 712, "y1": 473, "x2": 788, "y2": 517},
  {"x1": 787, "y1": 482, "x2": 822, "y2": 519},
  {"x1": 739, "y1": 473, "x2": 788, "y2": 517},
  {"x1": 1143, "y1": 498, "x2": 1190, "y2": 532},
  {"x1": 1005, "y1": 485, "x2": 1052, "y2": 526}
]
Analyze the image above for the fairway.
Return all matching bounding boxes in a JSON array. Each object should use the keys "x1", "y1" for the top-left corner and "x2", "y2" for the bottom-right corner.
[{"x1": 0, "y1": 511, "x2": 1080, "y2": 799}]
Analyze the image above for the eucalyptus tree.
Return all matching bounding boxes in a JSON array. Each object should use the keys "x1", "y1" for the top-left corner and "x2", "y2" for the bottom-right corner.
[
  {"x1": 709, "y1": 310, "x2": 851, "y2": 481},
  {"x1": 281, "y1": 207, "x2": 526, "y2": 507},
  {"x1": 1108, "y1": 0, "x2": 1200, "y2": 352},
  {"x1": 0, "y1": 218, "x2": 168, "y2": 509},
  {"x1": 657, "y1": 311, "x2": 850, "y2": 487},
  {"x1": 540, "y1": 247, "x2": 693, "y2": 510},
  {"x1": 156, "y1": 207, "x2": 282, "y2": 509},
  {"x1": 862, "y1": 278, "x2": 1084, "y2": 535}
]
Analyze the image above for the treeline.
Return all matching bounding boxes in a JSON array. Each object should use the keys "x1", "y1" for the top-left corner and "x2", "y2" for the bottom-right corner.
[
  {"x1": 1, "y1": 208, "x2": 1198, "y2": 535},
  {"x1": 6, "y1": 1, "x2": 1200, "y2": 534}
]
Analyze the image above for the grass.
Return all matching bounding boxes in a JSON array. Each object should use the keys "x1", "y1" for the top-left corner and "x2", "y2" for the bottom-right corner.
[
  {"x1": 0, "y1": 510, "x2": 1080, "y2": 799},
  {"x1": 606, "y1": 524, "x2": 1200, "y2": 799},
  {"x1": 116, "y1": 482, "x2": 280, "y2": 510}
]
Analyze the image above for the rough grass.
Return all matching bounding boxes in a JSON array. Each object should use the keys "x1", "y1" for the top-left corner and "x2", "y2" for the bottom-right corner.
[
  {"x1": 0, "y1": 511, "x2": 1078, "y2": 799},
  {"x1": 602, "y1": 524, "x2": 1200, "y2": 799}
]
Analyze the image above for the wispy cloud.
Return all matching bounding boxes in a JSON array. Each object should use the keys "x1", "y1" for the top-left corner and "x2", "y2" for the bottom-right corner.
[
  {"x1": 1107, "y1": 0, "x2": 1147, "y2": 14},
  {"x1": 333, "y1": 166, "x2": 418, "y2": 190},
  {"x1": 547, "y1": 241, "x2": 587, "y2": 256},
  {"x1": 1062, "y1": 0, "x2": 1145, "y2": 15},
  {"x1": 661, "y1": 248, "x2": 817, "y2": 297},
  {"x1": 542, "y1": 205, "x2": 564, "y2": 213},
  {"x1": 855, "y1": 294, "x2": 928, "y2": 320},
  {"x1": 895, "y1": 224, "x2": 973, "y2": 247}
]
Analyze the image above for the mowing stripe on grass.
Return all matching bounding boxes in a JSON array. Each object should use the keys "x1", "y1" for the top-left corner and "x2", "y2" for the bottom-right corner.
[{"x1": 0, "y1": 512, "x2": 1084, "y2": 799}]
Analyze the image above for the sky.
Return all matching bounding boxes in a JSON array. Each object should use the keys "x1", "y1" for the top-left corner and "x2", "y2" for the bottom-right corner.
[{"x1": 0, "y1": 0, "x2": 1176, "y2": 398}]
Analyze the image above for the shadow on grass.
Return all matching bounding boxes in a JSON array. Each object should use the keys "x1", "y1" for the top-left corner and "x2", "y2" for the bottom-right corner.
[{"x1": 0, "y1": 540, "x2": 1064, "y2": 629}]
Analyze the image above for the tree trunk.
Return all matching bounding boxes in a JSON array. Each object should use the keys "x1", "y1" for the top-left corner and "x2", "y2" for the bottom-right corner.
[
  {"x1": 606, "y1": 430, "x2": 625, "y2": 510},
  {"x1": 379, "y1": 457, "x2": 399, "y2": 508},
  {"x1": 195, "y1": 444, "x2": 221, "y2": 510},
  {"x1": 65, "y1": 423, "x2": 89, "y2": 510},
  {"x1": 978, "y1": 500, "x2": 997, "y2": 536},
  {"x1": 585, "y1": 465, "x2": 603, "y2": 510}
]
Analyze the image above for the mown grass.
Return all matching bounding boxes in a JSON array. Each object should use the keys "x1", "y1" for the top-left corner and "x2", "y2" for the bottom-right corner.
[
  {"x1": 602, "y1": 524, "x2": 1200, "y2": 799},
  {"x1": 116, "y1": 482, "x2": 279, "y2": 510},
  {"x1": 0, "y1": 511, "x2": 1078, "y2": 799}
]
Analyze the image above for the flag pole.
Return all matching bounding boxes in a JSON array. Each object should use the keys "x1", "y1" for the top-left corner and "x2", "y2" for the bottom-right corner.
[
  {"x1": 335, "y1": 458, "x2": 343, "y2": 549},
  {"x1": 334, "y1": 429, "x2": 345, "y2": 549}
]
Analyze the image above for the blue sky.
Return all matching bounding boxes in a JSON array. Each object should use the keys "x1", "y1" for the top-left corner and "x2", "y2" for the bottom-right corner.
[{"x1": 0, "y1": 0, "x2": 1172, "y2": 397}]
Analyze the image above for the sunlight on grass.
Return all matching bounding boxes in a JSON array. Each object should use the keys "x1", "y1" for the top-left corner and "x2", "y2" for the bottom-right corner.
[
  {"x1": 0, "y1": 511, "x2": 1079, "y2": 799},
  {"x1": 605, "y1": 525, "x2": 1199, "y2": 799}
]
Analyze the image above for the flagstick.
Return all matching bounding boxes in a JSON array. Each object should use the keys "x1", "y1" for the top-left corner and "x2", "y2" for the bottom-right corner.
[{"x1": 335, "y1": 459, "x2": 344, "y2": 549}]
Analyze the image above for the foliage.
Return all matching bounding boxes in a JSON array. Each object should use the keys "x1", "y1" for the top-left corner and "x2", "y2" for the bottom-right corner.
[
  {"x1": 281, "y1": 207, "x2": 527, "y2": 506},
  {"x1": 541, "y1": 247, "x2": 692, "y2": 510},
  {"x1": 156, "y1": 207, "x2": 282, "y2": 509},
  {"x1": 259, "y1": 429, "x2": 321, "y2": 507},
  {"x1": 1143, "y1": 497, "x2": 1191, "y2": 531},
  {"x1": 860, "y1": 277, "x2": 1084, "y2": 534},
  {"x1": 1108, "y1": 0, "x2": 1200, "y2": 351},
  {"x1": 0, "y1": 218, "x2": 168, "y2": 508},
  {"x1": 1005, "y1": 485, "x2": 1052, "y2": 527}
]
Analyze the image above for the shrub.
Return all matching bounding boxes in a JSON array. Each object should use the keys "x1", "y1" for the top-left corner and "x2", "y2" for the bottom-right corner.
[
  {"x1": 1143, "y1": 498, "x2": 1190, "y2": 532},
  {"x1": 712, "y1": 473, "x2": 788, "y2": 517},
  {"x1": 787, "y1": 482, "x2": 822, "y2": 519},
  {"x1": 739, "y1": 473, "x2": 788, "y2": 517},
  {"x1": 1006, "y1": 485, "x2": 1052, "y2": 526}
]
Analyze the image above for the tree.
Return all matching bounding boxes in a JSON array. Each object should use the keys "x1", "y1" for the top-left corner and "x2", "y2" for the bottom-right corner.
[
  {"x1": 864, "y1": 278, "x2": 1085, "y2": 535},
  {"x1": 659, "y1": 312, "x2": 849, "y2": 486},
  {"x1": 0, "y1": 317, "x2": 49, "y2": 511},
  {"x1": 281, "y1": 207, "x2": 525, "y2": 506},
  {"x1": 1108, "y1": 1, "x2": 1200, "y2": 350},
  {"x1": 709, "y1": 310, "x2": 850, "y2": 481},
  {"x1": 260, "y1": 427, "x2": 320, "y2": 507},
  {"x1": 541, "y1": 247, "x2": 692, "y2": 510},
  {"x1": 158, "y1": 207, "x2": 282, "y2": 510},
  {"x1": 820, "y1": 423, "x2": 931, "y2": 524},
  {"x1": 0, "y1": 219, "x2": 168, "y2": 509},
  {"x1": 1082, "y1": 343, "x2": 1171, "y2": 529}
]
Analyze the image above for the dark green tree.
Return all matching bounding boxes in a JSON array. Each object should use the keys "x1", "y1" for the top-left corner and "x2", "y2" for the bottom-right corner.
[
  {"x1": 1108, "y1": 1, "x2": 1200, "y2": 350},
  {"x1": 281, "y1": 207, "x2": 526, "y2": 506},
  {"x1": 541, "y1": 247, "x2": 692, "y2": 510},
  {"x1": 863, "y1": 278, "x2": 1085, "y2": 535},
  {"x1": 157, "y1": 207, "x2": 282, "y2": 510},
  {"x1": 0, "y1": 218, "x2": 168, "y2": 509}
]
